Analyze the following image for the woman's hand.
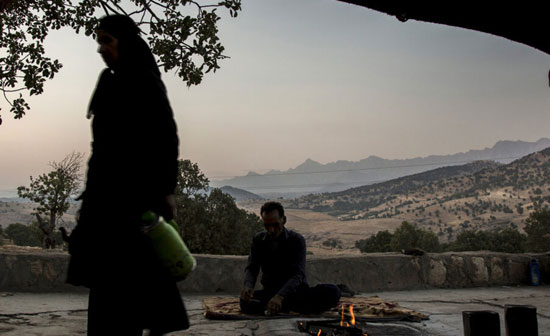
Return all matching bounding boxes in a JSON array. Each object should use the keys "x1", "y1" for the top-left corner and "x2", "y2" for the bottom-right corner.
[{"x1": 160, "y1": 194, "x2": 177, "y2": 221}]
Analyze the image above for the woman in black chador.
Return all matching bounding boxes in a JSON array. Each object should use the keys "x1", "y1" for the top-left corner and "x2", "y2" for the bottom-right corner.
[{"x1": 66, "y1": 15, "x2": 189, "y2": 335}]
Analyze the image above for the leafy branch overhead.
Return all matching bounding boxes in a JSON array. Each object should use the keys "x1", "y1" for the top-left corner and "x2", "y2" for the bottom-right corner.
[{"x1": 0, "y1": 0, "x2": 242, "y2": 124}]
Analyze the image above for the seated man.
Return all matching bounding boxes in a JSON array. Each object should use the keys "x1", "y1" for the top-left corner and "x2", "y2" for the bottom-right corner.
[{"x1": 240, "y1": 201, "x2": 341, "y2": 315}]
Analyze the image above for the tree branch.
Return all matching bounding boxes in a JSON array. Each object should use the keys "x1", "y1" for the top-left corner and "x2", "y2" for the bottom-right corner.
[
  {"x1": 1, "y1": 83, "x2": 14, "y2": 107},
  {"x1": 98, "y1": 0, "x2": 115, "y2": 15},
  {"x1": 139, "y1": 0, "x2": 161, "y2": 22},
  {"x1": 110, "y1": 1, "x2": 129, "y2": 15},
  {"x1": 35, "y1": 213, "x2": 49, "y2": 235},
  {"x1": 150, "y1": 0, "x2": 168, "y2": 9}
]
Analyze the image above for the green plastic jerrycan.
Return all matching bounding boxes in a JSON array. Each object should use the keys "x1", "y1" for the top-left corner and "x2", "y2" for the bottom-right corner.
[{"x1": 141, "y1": 211, "x2": 196, "y2": 281}]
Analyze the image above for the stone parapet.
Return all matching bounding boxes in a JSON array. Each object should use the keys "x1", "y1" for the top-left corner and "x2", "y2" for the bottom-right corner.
[{"x1": 0, "y1": 247, "x2": 549, "y2": 293}]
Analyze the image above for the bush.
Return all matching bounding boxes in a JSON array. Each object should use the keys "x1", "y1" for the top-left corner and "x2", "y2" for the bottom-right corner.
[
  {"x1": 524, "y1": 209, "x2": 550, "y2": 252},
  {"x1": 176, "y1": 190, "x2": 263, "y2": 255},
  {"x1": 357, "y1": 222, "x2": 440, "y2": 253},
  {"x1": 174, "y1": 160, "x2": 263, "y2": 255},
  {"x1": 493, "y1": 228, "x2": 526, "y2": 253},
  {"x1": 449, "y1": 228, "x2": 526, "y2": 253},
  {"x1": 323, "y1": 238, "x2": 343, "y2": 249},
  {"x1": 4, "y1": 223, "x2": 42, "y2": 247},
  {"x1": 390, "y1": 221, "x2": 440, "y2": 252},
  {"x1": 451, "y1": 230, "x2": 491, "y2": 251},
  {"x1": 355, "y1": 230, "x2": 393, "y2": 253}
]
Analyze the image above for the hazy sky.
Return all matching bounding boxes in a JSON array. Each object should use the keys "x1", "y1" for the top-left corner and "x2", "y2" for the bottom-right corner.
[{"x1": 1, "y1": 0, "x2": 549, "y2": 196}]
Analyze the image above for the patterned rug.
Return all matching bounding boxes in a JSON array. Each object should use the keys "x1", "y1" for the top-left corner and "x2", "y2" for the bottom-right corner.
[{"x1": 203, "y1": 296, "x2": 429, "y2": 322}]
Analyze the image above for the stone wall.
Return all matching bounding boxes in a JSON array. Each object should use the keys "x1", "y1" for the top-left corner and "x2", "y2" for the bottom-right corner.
[{"x1": 1, "y1": 247, "x2": 549, "y2": 293}]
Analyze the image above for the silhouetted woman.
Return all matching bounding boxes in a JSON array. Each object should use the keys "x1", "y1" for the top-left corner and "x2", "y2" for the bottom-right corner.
[{"x1": 66, "y1": 15, "x2": 188, "y2": 335}]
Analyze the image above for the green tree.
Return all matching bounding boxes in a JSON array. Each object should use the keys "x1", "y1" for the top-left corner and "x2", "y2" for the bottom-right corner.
[
  {"x1": 17, "y1": 152, "x2": 83, "y2": 249},
  {"x1": 449, "y1": 228, "x2": 526, "y2": 253},
  {"x1": 524, "y1": 208, "x2": 550, "y2": 252},
  {"x1": 201, "y1": 188, "x2": 263, "y2": 255},
  {"x1": 451, "y1": 230, "x2": 492, "y2": 252},
  {"x1": 4, "y1": 222, "x2": 42, "y2": 247},
  {"x1": 355, "y1": 230, "x2": 393, "y2": 253},
  {"x1": 390, "y1": 221, "x2": 440, "y2": 252},
  {"x1": 0, "y1": 0, "x2": 241, "y2": 124},
  {"x1": 175, "y1": 159, "x2": 209, "y2": 197},
  {"x1": 174, "y1": 159, "x2": 263, "y2": 255},
  {"x1": 492, "y1": 228, "x2": 526, "y2": 253}
]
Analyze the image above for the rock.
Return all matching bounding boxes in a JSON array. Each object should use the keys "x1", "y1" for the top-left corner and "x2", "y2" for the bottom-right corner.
[
  {"x1": 471, "y1": 257, "x2": 489, "y2": 283},
  {"x1": 428, "y1": 259, "x2": 446, "y2": 286},
  {"x1": 490, "y1": 257, "x2": 504, "y2": 283}
]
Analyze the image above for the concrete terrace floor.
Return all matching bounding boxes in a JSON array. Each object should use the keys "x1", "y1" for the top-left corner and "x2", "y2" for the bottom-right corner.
[{"x1": 1, "y1": 286, "x2": 549, "y2": 336}]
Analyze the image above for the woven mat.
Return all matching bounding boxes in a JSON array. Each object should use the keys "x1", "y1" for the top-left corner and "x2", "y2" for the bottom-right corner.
[{"x1": 203, "y1": 296, "x2": 429, "y2": 322}]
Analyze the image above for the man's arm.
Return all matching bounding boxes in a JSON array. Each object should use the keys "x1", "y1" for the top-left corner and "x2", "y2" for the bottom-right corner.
[{"x1": 277, "y1": 234, "x2": 307, "y2": 298}]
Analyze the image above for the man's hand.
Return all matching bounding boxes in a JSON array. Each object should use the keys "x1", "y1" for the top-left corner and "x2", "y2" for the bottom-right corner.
[
  {"x1": 240, "y1": 287, "x2": 254, "y2": 302},
  {"x1": 266, "y1": 294, "x2": 284, "y2": 315}
]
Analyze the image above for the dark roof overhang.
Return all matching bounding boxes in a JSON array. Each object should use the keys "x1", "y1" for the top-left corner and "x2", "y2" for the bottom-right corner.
[{"x1": 337, "y1": 0, "x2": 550, "y2": 55}]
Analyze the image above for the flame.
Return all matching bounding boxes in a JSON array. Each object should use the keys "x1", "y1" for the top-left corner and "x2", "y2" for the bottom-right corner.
[
  {"x1": 338, "y1": 304, "x2": 356, "y2": 329},
  {"x1": 317, "y1": 329, "x2": 322, "y2": 336}
]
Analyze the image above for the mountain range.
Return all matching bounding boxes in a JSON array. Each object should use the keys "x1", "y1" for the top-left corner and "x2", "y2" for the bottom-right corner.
[
  {"x1": 211, "y1": 138, "x2": 550, "y2": 198},
  {"x1": 218, "y1": 186, "x2": 263, "y2": 202},
  {"x1": 288, "y1": 146, "x2": 550, "y2": 240}
]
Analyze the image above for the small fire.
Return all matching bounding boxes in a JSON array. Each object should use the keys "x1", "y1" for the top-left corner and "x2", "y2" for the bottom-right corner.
[
  {"x1": 339, "y1": 304, "x2": 356, "y2": 327},
  {"x1": 316, "y1": 329, "x2": 322, "y2": 336}
]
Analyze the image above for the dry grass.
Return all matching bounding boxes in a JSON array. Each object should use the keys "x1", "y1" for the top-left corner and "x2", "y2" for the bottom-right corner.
[{"x1": 239, "y1": 201, "x2": 402, "y2": 255}]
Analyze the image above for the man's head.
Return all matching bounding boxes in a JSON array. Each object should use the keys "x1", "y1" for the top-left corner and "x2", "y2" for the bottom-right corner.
[{"x1": 260, "y1": 201, "x2": 286, "y2": 239}]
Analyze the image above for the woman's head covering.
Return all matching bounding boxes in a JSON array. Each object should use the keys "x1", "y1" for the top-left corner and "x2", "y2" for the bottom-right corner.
[
  {"x1": 88, "y1": 15, "x2": 166, "y2": 119},
  {"x1": 97, "y1": 14, "x2": 160, "y2": 76}
]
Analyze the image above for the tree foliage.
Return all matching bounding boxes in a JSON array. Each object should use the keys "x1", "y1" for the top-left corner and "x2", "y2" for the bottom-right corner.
[
  {"x1": 356, "y1": 222, "x2": 440, "y2": 253},
  {"x1": 524, "y1": 208, "x2": 550, "y2": 252},
  {"x1": 17, "y1": 152, "x2": 83, "y2": 248},
  {"x1": 4, "y1": 222, "x2": 43, "y2": 247},
  {"x1": 175, "y1": 159, "x2": 209, "y2": 197},
  {"x1": 174, "y1": 159, "x2": 263, "y2": 255},
  {"x1": 390, "y1": 221, "x2": 440, "y2": 252},
  {"x1": 0, "y1": 0, "x2": 242, "y2": 124},
  {"x1": 356, "y1": 223, "x2": 529, "y2": 254},
  {"x1": 449, "y1": 229, "x2": 526, "y2": 253},
  {"x1": 355, "y1": 230, "x2": 393, "y2": 253}
]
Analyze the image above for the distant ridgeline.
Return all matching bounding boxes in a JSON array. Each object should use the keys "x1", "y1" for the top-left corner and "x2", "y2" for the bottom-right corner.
[
  {"x1": 290, "y1": 146, "x2": 550, "y2": 239},
  {"x1": 211, "y1": 138, "x2": 550, "y2": 198},
  {"x1": 218, "y1": 186, "x2": 263, "y2": 202}
]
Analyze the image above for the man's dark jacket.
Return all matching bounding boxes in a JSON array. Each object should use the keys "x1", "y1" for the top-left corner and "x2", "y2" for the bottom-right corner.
[{"x1": 244, "y1": 228, "x2": 307, "y2": 297}]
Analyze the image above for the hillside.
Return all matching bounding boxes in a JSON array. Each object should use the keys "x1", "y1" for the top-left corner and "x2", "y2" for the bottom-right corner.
[
  {"x1": 0, "y1": 199, "x2": 78, "y2": 229},
  {"x1": 219, "y1": 186, "x2": 263, "y2": 202},
  {"x1": 211, "y1": 138, "x2": 550, "y2": 197},
  {"x1": 289, "y1": 147, "x2": 550, "y2": 242}
]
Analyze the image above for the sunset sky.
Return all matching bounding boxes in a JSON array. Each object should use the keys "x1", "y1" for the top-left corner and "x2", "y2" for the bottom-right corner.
[{"x1": 1, "y1": 0, "x2": 549, "y2": 196}]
